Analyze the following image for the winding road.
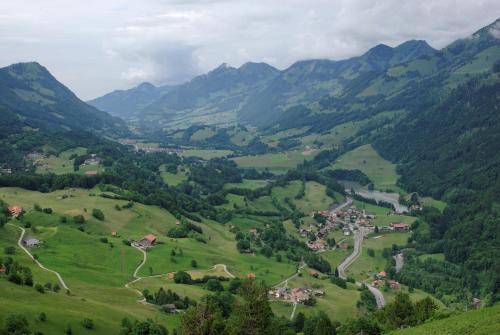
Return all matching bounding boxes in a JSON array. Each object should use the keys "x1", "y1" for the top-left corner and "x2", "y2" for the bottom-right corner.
[
  {"x1": 336, "y1": 223, "x2": 386, "y2": 308},
  {"x1": 8, "y1": 223, "x2": 69, "y2": 291}
]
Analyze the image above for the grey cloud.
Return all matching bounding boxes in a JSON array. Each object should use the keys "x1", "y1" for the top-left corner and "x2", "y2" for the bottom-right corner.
[{"x1": 0, "y1": 0, "x2": 499, "y2": 99}]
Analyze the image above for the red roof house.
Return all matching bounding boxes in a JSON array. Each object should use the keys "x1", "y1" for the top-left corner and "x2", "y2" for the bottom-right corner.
[
  {"x1": 84, "y1": 171, "x2": 98, "y2": 177},
  {"x1": 388, "y1": 279, "x2": 401, "y2": 289},
  {"x1": 390, "y1": 222, "x2": 410, "y2": 231},
  {"x1": 7, "y1": 206, "x2": 23, "y2": 217}
]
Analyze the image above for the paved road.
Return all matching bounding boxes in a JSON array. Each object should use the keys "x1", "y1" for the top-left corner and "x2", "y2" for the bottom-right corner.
[
  {"x1": 330, "y1": 197, "x2": 353, "y2": 213},
  {"x1": 394, "y1": 253, "x2": 404, "y2": 273},
  {"x1": 336, "y1": 224, "x2": 386, "y2": 308},
  {"x1": 8, "y1": 223, "x2": 69, "y2": 291}
]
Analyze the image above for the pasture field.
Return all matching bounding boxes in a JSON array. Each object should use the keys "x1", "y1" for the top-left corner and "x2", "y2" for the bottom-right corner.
[
  {"x1": 271, "y1": 180, "x2": 334, "y2": 214},
  {"x1": 346, "y1": 233, "x2": 410, "y2": 280},
  {"x1": 417, "y1": 253, "x2": 445, "y2": 262},
  {"x1": 224, "y1": 179, "x2": 269, "y2": 190},
  {"x1": 35, "y1": 147, "x2": 87, "y2": 175},
  {"x1": 179, "y1": 149, "x2": 233, "y2": 159},
  {"x1": 0, "y1": 186, "x2": 296, "y2": 333},
  {"x1": 232, "y1": 150, "x2": 318, "y2": 174},
  {"x1": 159, "y1": 164, "x2": 189, "y2": 186},
  {"x1": 331, "y1": 144, "x2": 403, "y2": 193}
]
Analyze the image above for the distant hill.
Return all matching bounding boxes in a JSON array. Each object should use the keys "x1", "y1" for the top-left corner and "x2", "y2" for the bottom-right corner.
[
  {"x1": 87, "y1": 82, "x2": 174, "y2": 120},
  {"x1": 0, "y1": 62, "x2": 128, "y2": 136}
]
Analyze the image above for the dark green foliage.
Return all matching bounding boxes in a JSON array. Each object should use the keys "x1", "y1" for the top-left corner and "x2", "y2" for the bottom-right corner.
[
  {"x1": 357, "y1": 286, "x2": 377, "y2": 312},
  {"x1": 81, "y1": 318, "x2": 94, "y2": 330},
  {"x1": 303, "y1": 311, "x2": 336, "y2": 335},
  {"x1": 92, "y1": 208, "x2": 105, "y2": 221},
  {"x1": 173, "y1": 271, "x2": 192, "y2": 284},
  {"x1": 3, "y1": 314, "x2": 31, "y2": 335},
  {"x1": 338, "y1": 317, "x2": 381, "y2": 335},
  {"x1": 34, "y1": 284, "x2": 44, "y2": 294},
  {"x1": 4, "y1": 246, "x2": 15, "y2": 255},
  {"x1": 37, "y1": 312, "x2": 47, "y2": 322},
  {"x1": 73, "y1": 215, "x2": 85, "y2": 225},
  {"x1": 206, "y1": 279, "x2": 224, "y2": 292},
  {"x1": 331, "y1": 276, "x2": 347, "y2": 289},
  {"x1": 293, "y1": 312, "x2": 305, "y2": 333},
  {"x1": 120, "y1": 317, "x2": 168, "y2": 335}
]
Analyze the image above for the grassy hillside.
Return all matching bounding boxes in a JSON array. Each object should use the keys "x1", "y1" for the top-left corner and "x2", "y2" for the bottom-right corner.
[{"x1": 390, "y1": 305, "x2": 500, "y2": 335}]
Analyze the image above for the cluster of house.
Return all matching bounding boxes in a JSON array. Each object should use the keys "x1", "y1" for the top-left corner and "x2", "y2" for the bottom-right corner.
[
  {"x1": 131, "y1": 234, "x2": 157, "y2": 249},
  {"x1": 83, "y1": 154, "x2": 101, "y2": 166},
  {"x1": 372, "y1": 271, "x2": 401, "y2": 289},
  {"x1": 269, "y1": 286, "x2": 325, "y2": 303},
  {"x1": 0, "y1": 167, "x2": 12, "y2": 175},
  {"x1": 118, "y1": 139, "x2": 180, "y2": 154},
  {"x1": 27, "y1": 152, "x2": 48, "y2": 169}
]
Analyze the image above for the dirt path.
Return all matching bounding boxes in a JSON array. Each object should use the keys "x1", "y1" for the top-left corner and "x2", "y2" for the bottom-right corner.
[
  {"x1": 394, "y1": 253, "x2": 404, "y2": 273},
  {"x1": 124, "y1": 245, "x2": 148, "y2": 303},
  {"x1": 213, "y1": 264, "x2": 235, "y2": 278},
  {"x1": 8, "y1": 223, "x2": 69, "y2": 291}
]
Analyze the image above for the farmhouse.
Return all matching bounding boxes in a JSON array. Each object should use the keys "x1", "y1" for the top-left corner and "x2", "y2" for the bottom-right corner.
[
  {"x1": 247, "y1": 273, "x2": 256, "y2": 280},
  {"x1": 390, "y1": 222, "x2": 410, "y2": 231},
  {"x1": 291, "y1": 287, "x2": 312, "y2": 303},
  {"x1": 8, "y1": 206, "x2": 23, "y2": 217},
  {"x1": 388, "y1": 279, "x2": 401, "y2": 289},
  {"x1": 22, "y1": 236, "x2": 41, "y2": 247},
  {"x1": 84, "y1": 170, "x2": 98, "y2": 177},
  {"x1": 138, "y1": 234, "x2": 157, "y2": 247},
  {"x1": 161, "y1": 304, "x2": 177, "y2": 313},
  {"x1": 249, "y1": 228, "x2": 258, "y2": 236}
]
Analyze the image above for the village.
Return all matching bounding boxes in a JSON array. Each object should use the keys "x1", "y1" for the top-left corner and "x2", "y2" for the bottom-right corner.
[{"x1": 300, "y1": 201, "x2": 410, "y2": 253}]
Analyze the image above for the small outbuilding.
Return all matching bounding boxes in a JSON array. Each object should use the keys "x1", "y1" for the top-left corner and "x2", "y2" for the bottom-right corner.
[
  {"x1": 161, "y1": 304, "x2": 177, "y2": 313},
  {"x1": 138, "y1": 234, "x2": 157, "y2": 247},
  {"x1": 22, "y1": 236, "x2": 41, "y2": 248}
]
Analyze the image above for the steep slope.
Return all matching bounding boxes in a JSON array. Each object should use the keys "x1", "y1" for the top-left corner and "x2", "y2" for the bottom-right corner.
[
  {"x1": 238, "y1": 40, "x2": 436, "y2": 126},
  {"x1": 0, "y1": 62, "x2": 128, "y2": 136},
  {"x1": 87, "y1": 82, "x2": 174, "y2": 120},
  {"x1": 138, "y1": 62, "x2": 280, "y2": 129}
]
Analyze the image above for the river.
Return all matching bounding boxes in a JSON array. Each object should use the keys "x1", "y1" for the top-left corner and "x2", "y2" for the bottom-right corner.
[{"x1": 339, "y1": 180, "x2": 408, "y2": 213}]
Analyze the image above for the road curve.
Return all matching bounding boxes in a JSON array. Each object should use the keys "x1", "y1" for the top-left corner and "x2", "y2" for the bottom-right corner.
[
  {"x1": 336, "y1": 225, "x2": 385, "y2": 308},
  {"x1": 124, "y1": 245, "x2": 148, "y2": 303},
  {"x1": 8, "y1": 223, "x2": 69, "y2": 291}
]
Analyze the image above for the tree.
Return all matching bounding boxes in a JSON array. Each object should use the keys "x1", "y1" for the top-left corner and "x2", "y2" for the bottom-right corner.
[
  {"x1": 3, "y1": 314, "x2": 31, "y2": 334},
  {"x1": 377, "y1": 292, "x2": 415, "y2": 330},
  {"x1": 92, "y1": 208, "x2": 105, "y2": 221},
  {"x1": 367, "y1": 248, "x2": 375, "y2": 257},
  {"x1": 226, "y1": 280, "x2": 274, "y2": 335},
  {"x1": 303, "y1": 312, "x2": 336, "y2": 335},
  {"x1": 73, "y1": 215, "x2": 85, "y2": 224},
  {"x1": 293, "y1": 312, "x2": 305, "y2": 333},
  {"x1": 180, "y1": 298, "x2": 225, "y2": 335},
  {"x1": 228, "y1": 278, "x2": 242, "y2": 294},
  {"x1": 206, "y1": 279, "x2": 224, "y2": 292},
  {"x1": 191, "y1": 260, "x2": 198, "y2": 268},
  {"x1": 174, "y1": 271, "x2": 192, "y2": 284},
  {"x1": 34, "y1": 284, "x2": 45, "y2": 293},
  {"x1": 261, "y1": 245, "x2": 273, "y2": 258},
  {"x1": 65, "y1": 325, "x2": 73, "y2": 335},
  {"x1": 81, "y1": 318, "x2": 94, "y2": 330},
  {"x1": 4, "y1": 246, "x2": 16, "y2": 255},
  {"x1": 414, "y1": 297, "x2": 437, "y2": 324},
  {"x1": 37, "y1": 312, "x2": 47, "y2": 322}
]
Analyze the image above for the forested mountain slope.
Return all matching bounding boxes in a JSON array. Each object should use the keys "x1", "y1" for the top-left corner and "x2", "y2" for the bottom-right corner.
[
  {"x1": 0, "y1": 62, "x2": 128, "y2": 136},
  {"x1": 87, "y1": 82, "x2": 174, "y2": 120}
]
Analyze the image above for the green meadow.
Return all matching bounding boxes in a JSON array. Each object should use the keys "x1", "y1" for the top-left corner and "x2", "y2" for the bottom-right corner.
[
  {"x1": 232, "y1": 150, "x2": 318, "y2": 174},
  {"x1": 179, "y1": 149, "x2": 233, "y2": 160},
  {"x1": 159, "y1": 164, "x2": 189, "y2": 186},
  {"x1": 331, "y1": 144, "x2": 403, "y2": 193},
  {"x1": 35, "y1": 147, "x2": 87, "y2": 175}
]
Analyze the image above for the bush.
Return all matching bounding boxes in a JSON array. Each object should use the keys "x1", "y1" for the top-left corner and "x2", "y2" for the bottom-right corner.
[
  {"x1": 73, "y1": 215, "x2": 85, "y2": 224},
  {"x1": 42, "y1": 208, "x2": 53, "y2": 214},
  {"x1": 367, "y1": 248, "x2": 375, "y2": 257},
  {"x1": 81, "y1": 318, "x2": 94, "y2": 329},
  {"x1": 92, "y1": 209, "x2": 105, "y2": 221},
  {"x1": 4, "y1": 314, "x2": 30, "y2": 334},
  {"x1": 173, "y1": 271, "x2": 192, "y2": 284},
  {"x1": 99, "y1": 237, "x2": 108, "y2": 244},
  {"x1": 206, "y1": 279, "x2": 224, "y2": 292},
  {"x1": 35, "y1": 284, "x2": 45, "y2": 293},
  {"x1": 4, "y1": 246, "x2": 16, "y2": 255},
  {"x1": 191, "y1": 260, "x2": 198, "y2": 268},
  {"x1": 37, "y1": 312, "x2": 47, "y2": 322},
  {"x1": 8, "y1": 273, "x2": 23, "y2": 285}
]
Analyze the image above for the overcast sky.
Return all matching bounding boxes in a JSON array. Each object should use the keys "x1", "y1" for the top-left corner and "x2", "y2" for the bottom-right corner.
[{"x1": 0, "y1": 1, "x2": 499, "y2": 100}]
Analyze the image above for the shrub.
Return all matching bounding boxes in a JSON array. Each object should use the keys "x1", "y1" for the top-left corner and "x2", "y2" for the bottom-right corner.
[
  {"x1": 35, "y1": 284, "x2": 45, "y2": 293},
  {"x1": 99, "y1": 237, "x2": 108, "y2": 244},
  {"x1": 92, "y1": 209, "x2": 105, "y2": 221},
  {"x1": 73, "y1": 215, "x2": 85, "y2": 224},
  {"x1": 37, "y1": 312, "x2": 47, "y2": 322},
  {"x1": 4, "y1": 246, "x2": 16, "y2": 255},
  {"x1": 191, "y1": 260, "x2": 198, "y2": 268},
  {"x1": 173, "y1": 271, "x2": 192, "y2": 284},
  {"x1": 81, "y1": 318, "x2": 94, "y2": 329}
]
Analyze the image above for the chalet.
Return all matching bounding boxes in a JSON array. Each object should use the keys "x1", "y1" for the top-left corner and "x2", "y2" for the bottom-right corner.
[
  {"x1": 84, "y1": 171, "x2": 98, "y2": 177},
  {"x1": 377, "y1": 271, "x2": 386, "y2": 278},
  {"x1": 291, "y1": 287, "x2": 311, "y2": 303},
  {"x1": 0, "y1": 265, "x2": 6, "y2": 274},
  {"x1": 390, "y1": 222, "x2": 410, "y2": 231},
  {"x1": 138, "y1": 234, "x2": 157, "y2": 247},
  {"x1": 83, "y1": 154, "x2": 101, "y2": 166},
  {"x1": 8, "y1": 206, "x2": 23, "y2": 217},
  {"x1": 22, "y1": 236, "x2": 41, "y2": 248},
  {"x1": 372, "y1": 279, "x2": 384, "y2": 287},
  {"x1": 161, "y1": 304, "x2": 177, "y2": 313},
  {"x1": 111, "y1": 231, "x2": 117, "y2": 237},
  {"x1": 379, "y1": 226, "x2": 393, "y2": 233},
  {"x1": 167, "y1": 272, "x2": 175, "y2": 280},
  {"x1": 247, "y1": 273, "x2": 256, "y2": 280},
  {"x1": 388, "y1": 279, "x2": 401, "y2": 289},
  {"x1": 249, "y1": 228, "x2": 258, "y2": 236}
]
